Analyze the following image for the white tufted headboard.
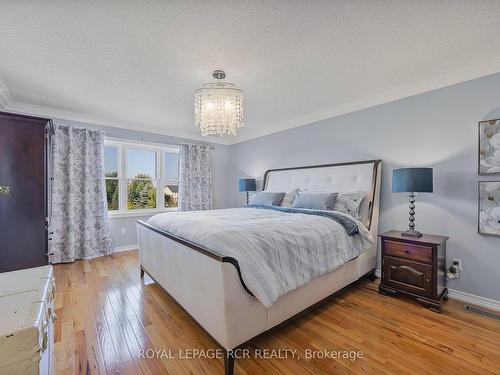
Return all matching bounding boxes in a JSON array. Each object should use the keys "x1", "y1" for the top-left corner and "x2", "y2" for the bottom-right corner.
[{"x1": 263, "y1": 160, "x2": 382, "y2": 231}]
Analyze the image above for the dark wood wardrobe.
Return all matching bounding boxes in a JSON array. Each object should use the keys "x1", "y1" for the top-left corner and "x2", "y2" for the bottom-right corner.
[{"x1": 0, "y1": 111, "x2": 53, "y2": 272}]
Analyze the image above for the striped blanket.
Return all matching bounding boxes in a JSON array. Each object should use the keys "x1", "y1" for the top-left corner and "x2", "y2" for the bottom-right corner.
[{"x1": 147, "y1": 207, "x2": 373, "y2": 307}]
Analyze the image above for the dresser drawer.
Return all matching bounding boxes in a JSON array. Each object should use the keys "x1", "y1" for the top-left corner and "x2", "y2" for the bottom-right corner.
[
  {"x1": 382, "y1": 257, "x2": 433, "y2": 298},
  {"x1": 383, "y1": 240, "x2": 432, "y2": 264}
]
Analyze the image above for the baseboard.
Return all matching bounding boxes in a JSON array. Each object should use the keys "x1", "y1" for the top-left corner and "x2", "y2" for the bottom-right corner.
[
  {"x1": 113, "y1": 244, "x2": 138, "y2": 253},
  {"x1": 448, "y1": 289, "x2": 500, "y2": 312},
  {"x1": 374, "y1": 269, "x2": 499, "y2": 311}
]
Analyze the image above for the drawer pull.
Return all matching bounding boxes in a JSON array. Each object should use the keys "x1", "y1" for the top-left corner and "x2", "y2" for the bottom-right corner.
[{"x1": 403, "y1": 248, "x2": 410, "y2": 254}]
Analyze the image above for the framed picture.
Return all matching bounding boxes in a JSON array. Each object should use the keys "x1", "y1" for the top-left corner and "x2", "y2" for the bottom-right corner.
[
  {"x1": 478, "y1": 181, "x2": 500, "y2": 236},
  {"x1": 478, "y1": 118, "x2": 500, "y2": 174}
]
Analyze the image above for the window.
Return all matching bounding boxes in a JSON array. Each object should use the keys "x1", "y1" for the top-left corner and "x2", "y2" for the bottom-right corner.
[
  {"x1": 164, "y1": 152, "x2": 180, "y2": 208},
  {"x1": 127, "y1": 149, "x2": 157, "y2": 210},
  {"x1": 104, "y1": 146, "x2": 119, "y2": 210},
  {"x1": 103, "y1": 140, "x2": 180, "y2": 214}
]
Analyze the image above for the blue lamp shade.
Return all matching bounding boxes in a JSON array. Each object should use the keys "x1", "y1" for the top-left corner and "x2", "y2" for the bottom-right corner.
[
  {"x1": 239, "y1": 178, "x2": 256, "y2": 192},
  {"x1": 392, "y1": 168, "x2": 433, "y2": 193}
]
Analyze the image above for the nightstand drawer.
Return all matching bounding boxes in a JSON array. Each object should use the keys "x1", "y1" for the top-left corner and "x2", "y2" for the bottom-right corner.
[
  {"x1": 382, "y1": 257, "x2": 432, "y2": 297},
  {"x1": 383, "y1": 240, "x2": 432, "y2": 264}
]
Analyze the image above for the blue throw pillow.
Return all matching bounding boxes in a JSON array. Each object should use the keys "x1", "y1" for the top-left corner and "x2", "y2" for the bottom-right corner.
[
  {"x1": 292, "y1": 192, "x2": 338, "y2": 211},
  {"x1": 249, "y1": 192, "x2": 285, "y2": 206}
]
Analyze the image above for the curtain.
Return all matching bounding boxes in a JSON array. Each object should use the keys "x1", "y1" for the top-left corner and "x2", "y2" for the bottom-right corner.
[
  {"x1": 178, "y1": 144, "x2": 213, "y2": 211},
  {"x1": 49, "y1": 125, "x2": 113, "y2": 263}
]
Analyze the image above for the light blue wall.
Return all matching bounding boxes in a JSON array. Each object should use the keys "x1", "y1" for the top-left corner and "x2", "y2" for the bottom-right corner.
[{"x1": 227, "y1": 72, "x2": 500, "y2": 301}]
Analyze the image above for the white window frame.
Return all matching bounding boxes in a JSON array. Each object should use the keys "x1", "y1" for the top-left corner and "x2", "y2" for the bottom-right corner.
[{"x1": 104, "y1": 138, "x2": 180, "y2": 218}]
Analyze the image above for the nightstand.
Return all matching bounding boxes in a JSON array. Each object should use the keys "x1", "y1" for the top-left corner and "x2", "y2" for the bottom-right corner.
[{"x1": 378, "y1": 230, "x2": 449, "y2": 312}]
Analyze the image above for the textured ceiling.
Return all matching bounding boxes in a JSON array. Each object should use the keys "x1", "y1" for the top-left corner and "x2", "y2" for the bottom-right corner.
[{"x1": 1, "y1": 1, "x2": 500, "y2": 144}]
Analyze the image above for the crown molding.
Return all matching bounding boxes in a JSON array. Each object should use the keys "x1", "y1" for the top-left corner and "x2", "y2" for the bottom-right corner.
[
  {"x1": 2, "y1": 60, "x2": 500, "y2": 145},
  {"x1": 0, "y1": 75, "x2": 232, "y2": 144},
  {"x1": 231, "y1": 61, "x2": 500, "y2": 144},
  {"x1": 0, "y1": 95, "x2": 233, "y2": 145}
]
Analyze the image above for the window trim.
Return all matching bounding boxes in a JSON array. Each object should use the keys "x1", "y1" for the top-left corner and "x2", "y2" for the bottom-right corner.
[{"x1": 104, "y1": 138, "x2": 180, "y2": 217}]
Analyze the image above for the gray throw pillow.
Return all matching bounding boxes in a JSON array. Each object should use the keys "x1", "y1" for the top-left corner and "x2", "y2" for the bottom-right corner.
[
  {"x1": 249, "y1": 192, "x2": 285, "y2": 206},
  {"x1": 292, "y1": 192, "x2": 338, "y2": 211}
]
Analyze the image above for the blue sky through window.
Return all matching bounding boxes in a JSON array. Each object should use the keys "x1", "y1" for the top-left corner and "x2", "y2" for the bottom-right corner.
[
  {"x1": 165, "y1": 152, "x2": 179, "y2": 180},
  {"x1": 104, "y1": 146, "x2": 118, "y2": 175},
  {"x1": 127, "y1": 149, "x2": 156, "y2": 178},
  {"x1": 104, "y1": 145, "x2": 179, "y2": 180}
]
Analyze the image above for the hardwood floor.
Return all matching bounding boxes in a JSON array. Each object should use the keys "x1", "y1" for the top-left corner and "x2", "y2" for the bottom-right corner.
[{"x1": 53, "y1": 250, "x2": 500, "y2": 375}]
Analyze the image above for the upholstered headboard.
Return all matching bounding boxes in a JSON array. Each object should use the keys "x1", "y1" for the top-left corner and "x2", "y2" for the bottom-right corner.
[{"x1": 263, "y1": 160, "x2": 382, "y2": 230}]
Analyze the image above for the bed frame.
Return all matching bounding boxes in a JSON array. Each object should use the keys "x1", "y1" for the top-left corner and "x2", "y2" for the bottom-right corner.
[{"x1": 137, "y1": 159, "x2": 382, "y2": 375}]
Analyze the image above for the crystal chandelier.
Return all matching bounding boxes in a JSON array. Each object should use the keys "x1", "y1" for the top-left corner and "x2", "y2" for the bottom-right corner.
[{"x1": 194, "y1": 70, "x2": 244, "y2": 136}]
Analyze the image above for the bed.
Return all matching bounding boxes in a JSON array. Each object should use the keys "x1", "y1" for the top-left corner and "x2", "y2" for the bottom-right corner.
[{"x1": 137, "y1": 159, "x2": 382, "y2": 375}]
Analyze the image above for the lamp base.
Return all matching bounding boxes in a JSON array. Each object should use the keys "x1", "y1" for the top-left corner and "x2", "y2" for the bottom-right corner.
[{"x1": 401, "y1": 230, "x2": 423, "y2": 238}]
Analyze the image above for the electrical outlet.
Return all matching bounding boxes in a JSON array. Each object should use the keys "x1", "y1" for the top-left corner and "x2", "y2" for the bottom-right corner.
[
  {"x1": 121, "y1": 227, "x2": 126, "y2": 235},
  {"x1": 452, "y1": 258, "x2": 462, "y2": 271}
]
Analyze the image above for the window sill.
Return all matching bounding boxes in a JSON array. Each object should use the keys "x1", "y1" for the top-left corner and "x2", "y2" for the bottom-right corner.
[{"x1": 108, "y1": 208, "x2": 178, "y2": 219}]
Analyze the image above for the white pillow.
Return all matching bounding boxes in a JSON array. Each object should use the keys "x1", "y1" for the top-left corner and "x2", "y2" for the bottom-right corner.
[{"x1": 333, "y1": 191, "x2": 367, "y2": 219}]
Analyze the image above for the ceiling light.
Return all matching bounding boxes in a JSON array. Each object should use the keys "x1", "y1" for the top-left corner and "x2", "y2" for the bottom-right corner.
[{"x1": 194, "y1": 70, "x2": 243, "y2": 136}]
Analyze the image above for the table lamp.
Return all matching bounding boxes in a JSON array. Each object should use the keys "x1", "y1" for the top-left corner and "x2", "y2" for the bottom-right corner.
[
  {"x1": 239, "y1": 178, "x2": 256, "y2": 205},
  {"x1": 392, "y1": 168, "x2": 433, "y2": 237}
]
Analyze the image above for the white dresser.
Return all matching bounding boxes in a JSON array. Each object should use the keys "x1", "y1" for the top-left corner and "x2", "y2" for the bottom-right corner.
[{"x1": 0, "y1": 266, "x2": 56, "y2": 375}]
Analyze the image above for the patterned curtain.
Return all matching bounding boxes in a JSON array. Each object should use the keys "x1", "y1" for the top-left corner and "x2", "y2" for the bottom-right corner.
[
  {"x1": 178, "y1": 144, "x2": 213, "y2": 211},
  {"x1": 49, "y1": 125, "x2": 113, "y2": 263}
]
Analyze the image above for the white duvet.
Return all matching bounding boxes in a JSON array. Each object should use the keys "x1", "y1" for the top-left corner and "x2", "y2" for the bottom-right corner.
[{"x1": 147, "y1": 207, "x2": 373, "y2": 307}]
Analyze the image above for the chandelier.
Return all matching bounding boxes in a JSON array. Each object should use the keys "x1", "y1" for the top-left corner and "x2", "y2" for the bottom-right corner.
[{"x1": 194, "y1": 70, "x2": 244, "y2": 136}]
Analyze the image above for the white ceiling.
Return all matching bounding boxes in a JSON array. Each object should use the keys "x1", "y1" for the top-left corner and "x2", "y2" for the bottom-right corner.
[{"x1": 1, "y1": 1, "x2": 500, "y2": 145}]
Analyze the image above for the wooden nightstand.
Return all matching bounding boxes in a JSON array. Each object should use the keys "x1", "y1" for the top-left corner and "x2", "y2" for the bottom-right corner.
[{"x1": 378, "y1": 230, "x2": 449, "y2": 312}]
